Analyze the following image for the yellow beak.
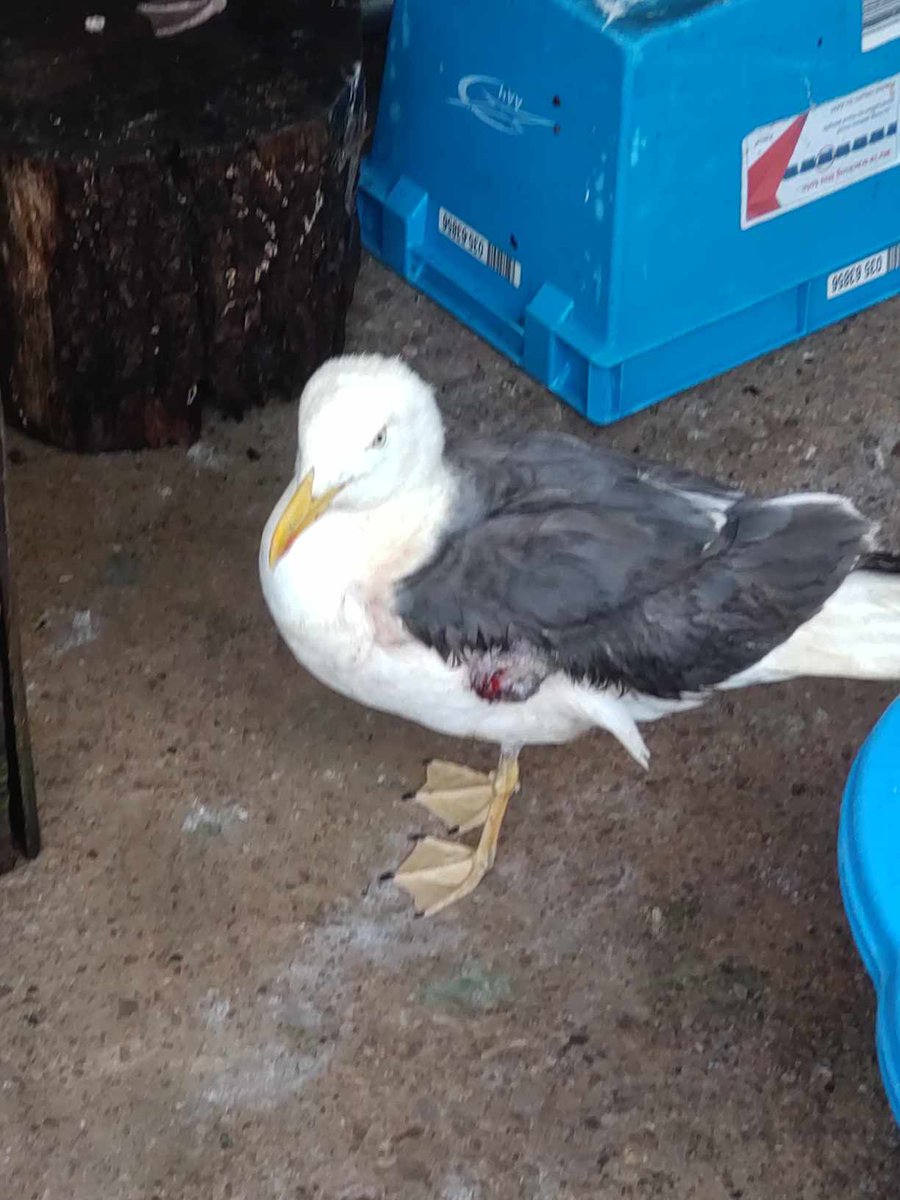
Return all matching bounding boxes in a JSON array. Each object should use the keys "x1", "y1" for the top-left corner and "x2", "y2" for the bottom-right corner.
[{"x1": 267, "y1": 470, "x2": 342, "y2": 568}]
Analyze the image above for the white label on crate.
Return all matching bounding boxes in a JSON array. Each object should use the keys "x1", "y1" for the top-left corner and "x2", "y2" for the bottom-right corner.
[
  {"x1": 741, "y1": 75, "x2": 900, "y2": 229},
  {"x1": 863, "y1": 1, "x2": 900, "y2": 52},
  {"x1": 438, "y1": 207, "x2": 522, "y2": 288},
  {"x1": 827, "y1": 243, "x2": 900, "y2": 298}
]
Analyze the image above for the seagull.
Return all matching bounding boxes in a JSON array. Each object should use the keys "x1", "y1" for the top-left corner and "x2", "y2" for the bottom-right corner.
[{"x1": 259, "y1": 354, "x2": 900, "y2": 916}]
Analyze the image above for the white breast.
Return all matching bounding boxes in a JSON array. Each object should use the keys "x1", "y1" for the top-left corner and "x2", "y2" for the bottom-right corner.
[
  {"x1": 259, "y1": 478, "x2": 453, "y2": 699},
  {"x1": 257, "y1": 478, "x2": 686, "y2": 758}
]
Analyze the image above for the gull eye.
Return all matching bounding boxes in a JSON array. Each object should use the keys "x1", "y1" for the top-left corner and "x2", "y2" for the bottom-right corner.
[{"x1": 370, "y1": 426, "x2": 388, "y2": 449}]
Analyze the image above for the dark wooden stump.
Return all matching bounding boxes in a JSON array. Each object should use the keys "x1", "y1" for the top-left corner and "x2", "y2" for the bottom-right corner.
[
  {"x1": 362, "y1": 1, "x2": 392, "y2": 152},
  {"x1": 0, "y1": 421, "x2": 38, "y2": 873},
  {"x1": 0, "y1": 0, "x2": 363, "y2": 451}
]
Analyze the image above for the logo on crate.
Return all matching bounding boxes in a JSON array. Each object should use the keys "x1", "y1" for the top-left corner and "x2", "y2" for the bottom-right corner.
[{"x1": 448, "y1": 75, "x2": 555, "y2": 136}]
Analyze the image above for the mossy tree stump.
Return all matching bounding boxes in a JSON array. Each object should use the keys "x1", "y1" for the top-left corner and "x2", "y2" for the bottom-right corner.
[{"x1": 0, "y1": 0, "x2": 364, "y2": 451}]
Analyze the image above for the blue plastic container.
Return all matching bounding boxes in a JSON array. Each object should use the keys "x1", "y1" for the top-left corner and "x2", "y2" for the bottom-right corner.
[
  {"x1": 839, "y1": 698, "x2": 900, "y2": 1126},
  {"x1": 359, "y1": 0, "x2": 900, "y2": 424}
]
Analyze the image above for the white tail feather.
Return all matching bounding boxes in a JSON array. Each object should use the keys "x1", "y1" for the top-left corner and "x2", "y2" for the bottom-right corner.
[{"x1": 719, "y1": 570, "x2": 900, "y2": 688}]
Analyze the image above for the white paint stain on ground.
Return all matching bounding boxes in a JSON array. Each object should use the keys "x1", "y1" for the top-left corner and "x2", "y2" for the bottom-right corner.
[
  {"x1": 195, "y1": 1043, "x2": 330, "y2": 1110},
  {"x1": 189, "y1": 886, "x2": 457, "y2": 1113},
  {"x1": 442, "y1": 1177, "x2": 481, "y2": 1200},
  {"x1": 57, "y1": 610, "x2": 99, "y2": 654},
  {"x1": 186, "y1": 441, "x2": 227, "y2": 471},
  {"x1": 200, "y1": 990, "x2": 233, "y2": 1028},
  {"x1": 192, "y1": 983, "x2": 331, "y2": 1113},
  {"x1": 182, "y1": 801, "x2": 249, "y2": 834},
  {"x1": 290, "y1": 894, "x2": 464, "y2": 993},
  {"x1": 281, "y1": 876, "x2": 467, "y2": 1023}
]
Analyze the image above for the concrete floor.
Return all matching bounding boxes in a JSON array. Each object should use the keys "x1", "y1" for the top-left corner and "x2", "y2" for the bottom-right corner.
[{"x1": 2, "y1": 258, "x2": 899, "y2": 1200}]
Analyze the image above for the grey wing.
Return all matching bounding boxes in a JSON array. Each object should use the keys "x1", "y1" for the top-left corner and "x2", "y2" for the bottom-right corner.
[
  {"x1": 395, "y1": 433, "x2": 871, "y2": 698},
  {"x1": 447, "y1": 431, "x2": 743, "y2": 516}
]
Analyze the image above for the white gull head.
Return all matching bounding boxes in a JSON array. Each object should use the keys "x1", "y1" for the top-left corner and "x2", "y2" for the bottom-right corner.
[
  {"x1": 295, "y1": 354, "x2": 445, "y2": 511},
  {"x1": 261, "y1": 354, "x2": 451, "y2": 576}
]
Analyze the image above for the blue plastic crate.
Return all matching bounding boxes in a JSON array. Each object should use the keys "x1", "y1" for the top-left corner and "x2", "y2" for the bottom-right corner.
[
  {"x1": 839, "y1": 697, "x2": 900, "y2": 1126},
  {"x1": 359, "y1": 0, "x2": 900, "y2": 424}
]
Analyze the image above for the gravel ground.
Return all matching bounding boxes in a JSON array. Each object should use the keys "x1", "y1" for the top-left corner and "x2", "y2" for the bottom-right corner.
[{"x1": 1, "y1": 256, "x2": 899, "y2": 1200}]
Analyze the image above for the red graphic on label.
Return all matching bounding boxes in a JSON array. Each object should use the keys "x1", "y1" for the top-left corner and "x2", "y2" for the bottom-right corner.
[{"x1": 745, "y1": 113, "x2": 808, "y2": 221}]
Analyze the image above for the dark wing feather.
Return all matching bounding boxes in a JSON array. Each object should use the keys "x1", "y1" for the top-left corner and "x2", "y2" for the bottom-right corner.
[{"x1": 395, "y1": 433, "x2": 870, "y2": 698}]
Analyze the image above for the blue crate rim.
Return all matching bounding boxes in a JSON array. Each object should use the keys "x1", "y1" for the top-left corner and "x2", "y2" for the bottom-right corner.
[
  {"x1": 362, "y1": 0, "x2": 900, "y2": 425},
  {"x1": 839, "y1": 696, "x2": 900, "y2": 1125}
]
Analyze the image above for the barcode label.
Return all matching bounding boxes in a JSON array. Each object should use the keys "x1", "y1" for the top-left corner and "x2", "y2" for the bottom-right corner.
[
  {"x1": 438, "y1": 207, "x2": 521, "y2": 288},
  {"x1": 863, "y1": 0, "x2": 900, "y2": 51},
  {"x1": 827, "y1": 243, "x2": 900, "y2": 298}
]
